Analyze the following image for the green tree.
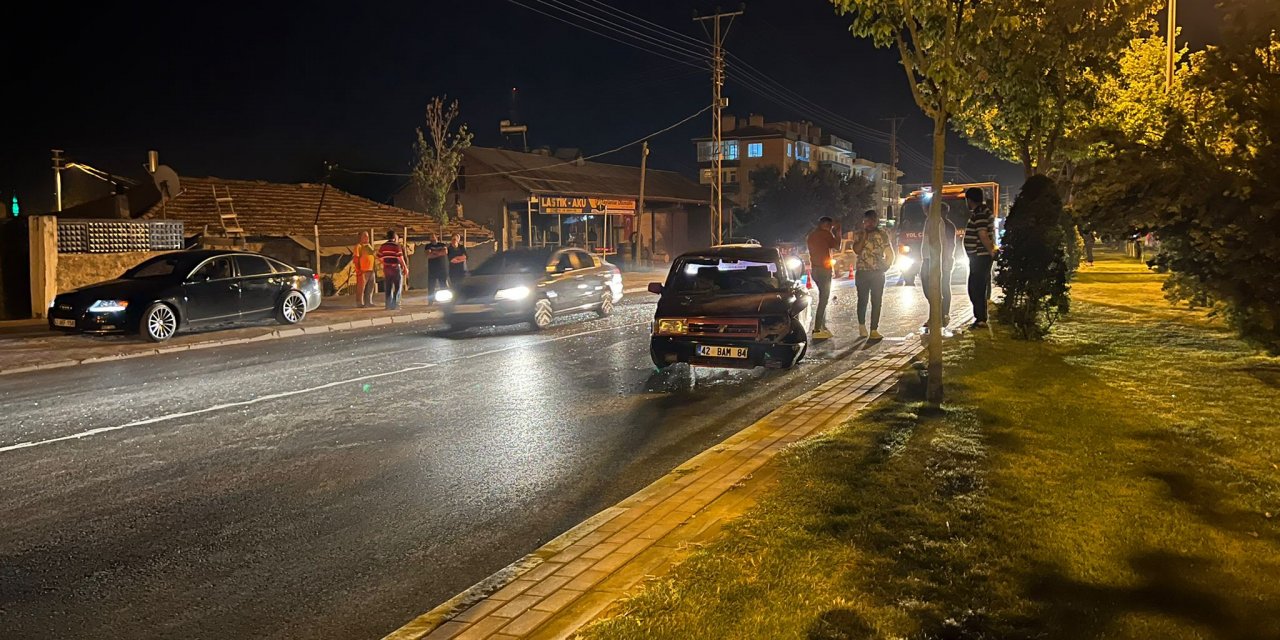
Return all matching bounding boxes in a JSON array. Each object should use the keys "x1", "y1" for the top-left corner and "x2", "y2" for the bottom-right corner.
[
  {"x1": 412, "y1": 96, "x2": 473, "y2": 225},
  {"x1": 995, "y1": 175, "x2": 1072, "y2": 339},
  {"x1": 829, "y1": 0, "x2": 1007, "y2": 403},
  {"x1": 1074, "y1": 0, "x2": 1280, "y2": 349},
  {"x1": 740, "y1": 167, "x2": 874, "y2": 243},
  {"x1": 952, "y1": 0, "x2": 1159, "y2": 179}
]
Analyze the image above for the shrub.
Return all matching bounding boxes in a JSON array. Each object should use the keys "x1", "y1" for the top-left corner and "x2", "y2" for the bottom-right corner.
[{"x1": 995, "y1": 175, "x2": 1072, "y2": 339}]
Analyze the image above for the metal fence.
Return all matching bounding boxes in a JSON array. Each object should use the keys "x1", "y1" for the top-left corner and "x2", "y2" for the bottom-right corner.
[{"x1": 57, "y1": 220, "x2": 184, "y2": 253}]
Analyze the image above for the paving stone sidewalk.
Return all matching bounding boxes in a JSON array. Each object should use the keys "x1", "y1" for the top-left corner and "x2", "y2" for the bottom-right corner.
[
  {"x1": 385, "y1": 337, "x2": 924, "y2": 640},
  {"x1": 0, "y1": 271, "x2": 666, "y2": 377}
]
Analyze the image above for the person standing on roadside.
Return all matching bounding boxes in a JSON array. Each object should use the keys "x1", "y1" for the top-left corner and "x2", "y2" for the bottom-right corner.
[
  {"x1": 447, "y1": 234, "x2": 468, "y2": 286},
  {"x1": 378, "y1": 229, "x2": 409, "y2": 311},
  {"x1": 851, "y1": 210, "x2": 895, "y2": 340},
  {"x1": 920, "y1": 204, "x2": 958, "y2": 333},
  {"x1": 806, "y1": 216, "x2": 840, "y2": 340},
  {"x1": 963, "y1": 187, "x2": 998, "y2": 329},
  {"x1": 425, "y1": 232, "x2": 449, "y2": 302},
  {"x1": 352, "y1": 231, "x2": 377, "y2": 308}
]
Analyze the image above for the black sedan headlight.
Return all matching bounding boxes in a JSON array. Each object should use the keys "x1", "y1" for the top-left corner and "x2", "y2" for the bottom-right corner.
[{"x1": 87, "y1": 300, "x2": 130, "y2": 313}]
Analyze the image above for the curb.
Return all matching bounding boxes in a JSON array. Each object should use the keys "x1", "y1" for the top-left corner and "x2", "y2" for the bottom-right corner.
[
  {"x1": 0, "y1": 310, "x2": 443, "y2": 377},
  {"x1": 382, "y1": 338, "x2": 926, "y2": 640}
]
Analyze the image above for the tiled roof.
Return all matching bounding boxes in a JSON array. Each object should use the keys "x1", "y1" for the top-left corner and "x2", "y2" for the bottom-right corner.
[
  {"x1": 139, "y1": 176, "x2": 491, "y2": 238},
  {"x1": 463, "y1": 147, "x2": 710, "y2": 204}
]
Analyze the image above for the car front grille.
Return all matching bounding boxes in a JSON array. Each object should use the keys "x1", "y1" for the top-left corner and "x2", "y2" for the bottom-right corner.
[{"x1": 688, "y1": 319, "x2": 759, "y2": 337}]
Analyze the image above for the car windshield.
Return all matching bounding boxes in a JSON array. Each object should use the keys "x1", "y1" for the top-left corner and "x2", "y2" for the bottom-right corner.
[
  {"x1": 123, "y1": 255, "x2": 186, "y2": 279},
  {"x1": 472, "y1": 250, "x2": 550, "y2": 276},
  {"x1": 668, "y1": 257, "x2": 784, "y2": 294}
]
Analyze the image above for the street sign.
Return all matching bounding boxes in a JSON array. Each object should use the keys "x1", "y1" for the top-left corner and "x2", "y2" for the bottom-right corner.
[{"x1": 535, "y1": 196, "x2": 636, "y2": 215}]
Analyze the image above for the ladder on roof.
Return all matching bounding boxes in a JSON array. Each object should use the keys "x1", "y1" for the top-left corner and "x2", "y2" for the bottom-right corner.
[{"x1": 211, "y1": 185, "x2": 246, "y2": 239}]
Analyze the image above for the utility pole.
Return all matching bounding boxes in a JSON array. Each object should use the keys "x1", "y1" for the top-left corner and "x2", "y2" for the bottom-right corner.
[
  {"x1": 881, "y1": 117, "x2": 903, "y2": 222},
  {"x1": 695, "y1": 6, "x2": 742, "y2": 246},
  {"x1": 51, "y1": 149, "x2": 65, "y2": 212},
  {"x1": 312, "y1": 161, "x2": 334, "y2": 274},
  {"x1": 638, "y1": 141, "x2": 652, "y2": 263},
  {"x1": 1165, "y1": 0, "x2": 1177, "y2": 91}
]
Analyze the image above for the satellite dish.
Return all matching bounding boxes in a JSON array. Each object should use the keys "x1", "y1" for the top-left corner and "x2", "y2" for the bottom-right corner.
[{"x1": 152, "y1": 165, "x2": 182, "y2": 202}]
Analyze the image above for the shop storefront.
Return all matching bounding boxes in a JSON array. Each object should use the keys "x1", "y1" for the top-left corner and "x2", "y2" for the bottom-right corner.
[{"x1": 525, "y1": 195, "x2": 638, "y2": 257}]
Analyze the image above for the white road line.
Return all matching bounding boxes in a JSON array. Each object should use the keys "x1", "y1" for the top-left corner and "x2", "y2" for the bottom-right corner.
[{"x1": 0, "y1": 320, "x2": 651, "y2": 455}]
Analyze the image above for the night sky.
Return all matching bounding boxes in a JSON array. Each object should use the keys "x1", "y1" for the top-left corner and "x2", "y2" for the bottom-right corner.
[{"x1": 7, "y1": 0, "x2": 1224, "y2": 213}]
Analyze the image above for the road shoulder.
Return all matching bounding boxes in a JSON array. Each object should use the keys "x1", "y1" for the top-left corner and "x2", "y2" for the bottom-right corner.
[{"x1": 383, "y1": 338, "x2": 923, "y2": 640}]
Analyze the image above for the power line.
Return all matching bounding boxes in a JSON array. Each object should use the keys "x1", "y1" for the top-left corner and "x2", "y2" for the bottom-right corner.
[
  {"x1": 506, "y1": 0, "x2": 942, "y2": 175},
  {"x1": 340, "y1": 104, "x2": 712, "y2": 179}
]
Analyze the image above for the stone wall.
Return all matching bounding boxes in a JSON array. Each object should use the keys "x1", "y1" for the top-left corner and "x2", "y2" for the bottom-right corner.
[{"x1": 56, "y1": 252, "x2": 165, "y2": 294}]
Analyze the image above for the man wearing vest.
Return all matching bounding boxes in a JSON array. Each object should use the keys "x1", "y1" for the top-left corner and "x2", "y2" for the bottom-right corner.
[
  {"x1": 963, "y1": 187, "x2": 998, "y2": 329},
  {"x1": 352, "y1": 231, "x2": 377, "y2": 308},
  {"x1": 377, "y1": 229, "x2": 409, "y2": 311}
]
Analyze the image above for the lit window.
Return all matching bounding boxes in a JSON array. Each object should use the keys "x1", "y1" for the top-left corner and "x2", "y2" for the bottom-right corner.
[
  {"x1": 796, "y1": 142, "x2": 811, "y2": 162},
  {"x1": 747, "y1": 142, "x2": 763, "y2": 158},
  {"x1": 725, "y1": 140, "x2": 739, "y2": 161},
  {"x1": 786, "y1": 142, "x2": 793, "y2": 158},
  {"x1": 726, "y1": 169, "x2": 738, "y2": 183},
  {"x1": 699, "y1": 168, "x2": 713, "y2": 184}
]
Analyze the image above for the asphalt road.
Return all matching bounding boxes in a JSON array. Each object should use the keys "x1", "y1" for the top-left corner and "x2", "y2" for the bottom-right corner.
[{"x1": 0, "y1": 278, "x2": 964, "y2": 639}]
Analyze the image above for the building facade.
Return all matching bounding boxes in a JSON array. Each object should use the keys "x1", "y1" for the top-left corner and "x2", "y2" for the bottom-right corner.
[
  {"x1": 693, "y1": 115, "x2": 884, "y2": 212},
  {"x1": 852, "y1": 158, "x2": 904, "y2": 218}
]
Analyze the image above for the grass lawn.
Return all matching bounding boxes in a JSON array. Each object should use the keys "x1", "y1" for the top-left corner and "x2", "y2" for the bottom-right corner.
[{"x1": 582, "y1": 251, "x2": 1280, "y2": 640}]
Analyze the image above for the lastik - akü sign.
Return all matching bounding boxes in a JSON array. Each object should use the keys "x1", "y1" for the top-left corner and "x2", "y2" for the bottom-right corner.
[{"x1": 536, "y1": 196, "x2": 637, "y2": 215}]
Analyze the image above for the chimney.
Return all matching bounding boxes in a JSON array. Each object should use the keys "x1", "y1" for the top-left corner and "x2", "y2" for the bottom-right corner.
[
  {"x1": 749, "y1": 113, "x2": 764, "y2": 127},
  {"x1": 812, "y1": 126, "x2": 822, "y2": 142},
  {"x1": 147, "y1": 150, "x2": 159, "y2": 173},
  {"x1": 723, "y1": 115, "x2": 737, "y2": 132}
]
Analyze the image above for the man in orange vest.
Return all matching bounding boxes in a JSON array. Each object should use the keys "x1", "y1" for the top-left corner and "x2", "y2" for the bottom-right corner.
[{"x1": 352, "y1": 231, "x2": 377, "y2": 308}]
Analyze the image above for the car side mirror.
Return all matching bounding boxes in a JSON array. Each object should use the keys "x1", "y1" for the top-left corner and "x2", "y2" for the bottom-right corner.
[{"x1": 647, "y1": 282, "x2": 664, "y2": 295}]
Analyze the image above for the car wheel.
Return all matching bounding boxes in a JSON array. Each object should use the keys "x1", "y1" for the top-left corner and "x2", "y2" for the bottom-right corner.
[
  {"x1": 531, "y1": 299, "x2": 554, "y2": 330},
  {"x1": 140, "y1": 302, "x2": 178, "y2": 342},
  {"x1": 276, "y1": 290, "x2": 307, "y2": 325},
  {"x1": 596, "y1": 291, "x2": 614, "y2": 317}
]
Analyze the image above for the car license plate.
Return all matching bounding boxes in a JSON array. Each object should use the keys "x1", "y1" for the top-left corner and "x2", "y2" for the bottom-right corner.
[
  {"x1": 53, "y1": 318, "x2": 75, "y2": 328},
  {"x1": 697, "y1": 345, "x2": 748, "y2": 359},
  {"x1": 452, "y1": 303, "x2": 488, "y2": 313}
]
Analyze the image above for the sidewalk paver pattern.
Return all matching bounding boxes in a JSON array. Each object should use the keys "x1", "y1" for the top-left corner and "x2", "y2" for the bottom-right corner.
[{"x1": 387, "y1": 337, "x2": 923, "y2": 640}]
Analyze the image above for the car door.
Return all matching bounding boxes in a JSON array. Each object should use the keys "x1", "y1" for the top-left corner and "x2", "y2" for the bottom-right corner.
[
  {"x1": 545, "y1": 250, "x2": 580, "y2": 312},
  {"x1": 183, "y1": 256, "x2": 240, "y2": 325},
  {"x1": 232, "y1": 254, "x2": 281, "y2": 320},
  {"x1": 569, "y1": 250, "x2": 604, "y2": 307}
]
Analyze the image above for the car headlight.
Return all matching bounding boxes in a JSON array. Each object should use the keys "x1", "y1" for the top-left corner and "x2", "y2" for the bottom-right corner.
[
  {"x1": 900, "y1": 245, "x2": 911, "y2": 254},
  {"x1": 494, "y1": 286, "x2": 531, "y2": 301},
  {"x1": 656, "y1": 318, "x2": 688, "y2": 335},
  {"x1": 88, "y1": 300, "x2": 129, "y2": 312},
  {"x1": 435, "y1": 289, "x2": 454, "y2": 303},
  {"x1": 785, "y1": 256, "x2": 803, "y2": 271},
  {"x1": 897, "y1": 256, "x2": 915, "y2": 272}
]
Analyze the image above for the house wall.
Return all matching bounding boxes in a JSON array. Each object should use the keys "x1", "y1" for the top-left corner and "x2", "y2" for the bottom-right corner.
[{"x1": 56, "y1": 251, "x2": 167, "y2": 294}]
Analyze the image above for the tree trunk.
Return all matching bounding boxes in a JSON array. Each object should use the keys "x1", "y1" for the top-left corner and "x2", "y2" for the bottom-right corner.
[{"x1": 925, "y1": 106, "x2": 947, "y2": 406}]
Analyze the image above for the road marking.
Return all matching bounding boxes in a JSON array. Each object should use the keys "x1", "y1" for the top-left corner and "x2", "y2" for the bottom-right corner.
[{"x1": 0, "y1": 320, "x2": 651, "y2": 455}]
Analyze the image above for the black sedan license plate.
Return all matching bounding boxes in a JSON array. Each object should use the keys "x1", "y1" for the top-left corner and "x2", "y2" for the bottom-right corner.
[
  {"x1": 53, "y1": 318, "x2": 75, "y2": 328},
  {"x1": 697, "y1": 345, "x2": 748, "y2": 359}
]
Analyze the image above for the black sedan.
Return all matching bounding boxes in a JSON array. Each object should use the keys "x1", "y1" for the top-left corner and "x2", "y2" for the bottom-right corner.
[
  {"x1": 439, "y1": 247, "x2": 623, "y2": 330},
  {"x1": 649, "y1": 245, "x2": 812, "y2": 370},
  {"x1": 48, "y1": 250, "x2": 323, "y2": 342}
]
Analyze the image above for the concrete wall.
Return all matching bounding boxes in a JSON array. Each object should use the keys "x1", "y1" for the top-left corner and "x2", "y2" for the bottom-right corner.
[
  {"x1": 29, "y1": 216, "x2": 57, "y2": 318},
  {"x1": 56, "y1": 251, "x2": 167, "y2": 294}
]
